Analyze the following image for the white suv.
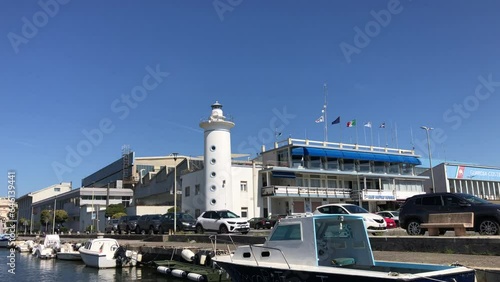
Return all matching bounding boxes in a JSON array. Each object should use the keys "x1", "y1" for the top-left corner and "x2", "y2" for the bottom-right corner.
[
  {"x1": 313, "y1": 203, "x2": 387, "y2": 233},
  {"x1": 195, "y1": 210, "x2": 250, "y2": 234}
]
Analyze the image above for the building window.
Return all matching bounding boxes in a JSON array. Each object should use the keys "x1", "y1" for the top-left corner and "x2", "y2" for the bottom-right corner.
[
  {"x1": 185, "y1": 186, "x2": 190, "y2": 197},
  {"x1": 195, "y1": 184, "x2": 200, "y2": 195},
  {"x1": 241, "y1": 207, "x2": 248, "y2": 218},
  {"x1": 240, "y1": 181, "x2": 248, "y2": 192},
  {"x1": 342, "y1": 159, "x2": 355, "y2": 171},
  {"x1": 54, "y1": 187, "x2": 61, "y2": 192},
  {"x1": 210, "y1": 199, "x2": 216, "y2": 205},
  {"x1": 211, "y1": 172, "x2": 216, "y2": 178},
  {"x1": 210, "y1": 158, "x2": 216, "y2": 165},
  {"x1": 210, "y1": 145, "x2": 216, "y2": 152},
  {"x1": 389, "y1": 163, "x2": 400, "y2": 174},
  {"x1": 210, "y1": 185, "x2": 217, "y2": 192}
]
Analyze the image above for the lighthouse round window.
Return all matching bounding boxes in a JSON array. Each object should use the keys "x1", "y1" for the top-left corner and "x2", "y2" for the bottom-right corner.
[
  {"x1": 210, "y1": 158, "x2": 216, "y2": 164},
  {"x1": 210, "y1": 145, "x2": 216, "y2": 151},
  {"x1": 210, "y1": 185, "x2": 217, "y2": 192},
  {"x1": 210, "y1": 199, "x2": 217, "y2": 205},
  {"x1": 211, "y1": 172, "x2": 216, "y2": 177}
]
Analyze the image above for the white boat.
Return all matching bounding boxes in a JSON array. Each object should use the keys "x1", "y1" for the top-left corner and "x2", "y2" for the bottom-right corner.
[
  {"x1": 0, "y1": 234, "x2": 11, "y2": 248},
  {"x1": 32, "y1": 234, "x2": 60, "y2": 259},
  {"x1": 15, "y1": 240, "x2": 34, "y2": 252},
  {"x1": 57, "y1": 242, "x2": 82, "y2": 261},
  {"x1": 79, "y1": 238, "x2": 140, "y2": 268},
  {"x1": 213, "y1": 214, "x2": 476, "y2": 282}
]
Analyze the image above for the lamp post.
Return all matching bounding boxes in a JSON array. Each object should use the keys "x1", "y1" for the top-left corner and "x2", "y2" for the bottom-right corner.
[
  {"x1": 52, "y1": 196, "x2": 56, "y2": 234},
  {"x1": 420, "y1": 126, "x2": 435, "y2": 193},
  {"x1": 171, "y1": 153, "x2": 178, "y2": 234}
]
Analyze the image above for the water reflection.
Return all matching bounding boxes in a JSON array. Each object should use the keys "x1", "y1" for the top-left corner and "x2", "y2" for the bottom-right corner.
[{"x1": 0, "y1": 249, "x2": 184, "y2": 282}]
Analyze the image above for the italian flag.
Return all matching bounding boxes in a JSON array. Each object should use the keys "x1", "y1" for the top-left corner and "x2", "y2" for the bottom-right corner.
[{"x1": 347, "y1": 119, "x2": 356, "y2": 127}]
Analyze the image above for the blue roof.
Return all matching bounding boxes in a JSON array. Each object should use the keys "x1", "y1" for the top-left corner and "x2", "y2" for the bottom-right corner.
[{"x1": 292, "y1": 147, "x2": 421, "y2": 165}]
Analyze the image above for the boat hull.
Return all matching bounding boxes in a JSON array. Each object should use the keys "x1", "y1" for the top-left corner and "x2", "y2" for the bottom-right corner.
[
  {"x1": 57, "y1": 252, "x2": 82, "y2": 261},
  {"x1": 215, "y1": 262, "x2": 476, "y2": 282},
  {"x1": 79, "y1": 248, "x2": 118, "y2": 268}
]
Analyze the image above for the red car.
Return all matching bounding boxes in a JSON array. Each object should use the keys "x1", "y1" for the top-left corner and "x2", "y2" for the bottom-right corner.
[{"x1": 383, "y1": 216, "x2": 397, "y2": 229}]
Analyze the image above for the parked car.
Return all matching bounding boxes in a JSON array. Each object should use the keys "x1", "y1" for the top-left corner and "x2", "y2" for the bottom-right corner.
[
  {"x1": 383, "y1": 217, "x2": 397, "y2": 229},
  {"x1": 159, "y1": 212, "x2": 197, "y2": 233},
  {"x1": 117, "y1": 215, "x2": 140, "y2": 234},
  {"x1": 264, "y1": 214, "x2": 287, "y2": 229},
  {"x1": 137, "y1": 214, "x2": 163, "y2": 234},
  {"x1": 104, "y1": 219, "x2": 119, "y2": 233},
  {"x1": 313, "y1": 203, "x2": 387, "y2": 233},
  {"x1": 399, "y1": 192, "x2": 500, "y2": 235},
  {"x1": 195, "y1": 210, "x2": 250, "y2": 234},
  {"x1": 376, "y1": 211, "x2": 400, "y2": 226},
  {"x1": 248, "y1": 217, "x2": 266, "y2": 229}
]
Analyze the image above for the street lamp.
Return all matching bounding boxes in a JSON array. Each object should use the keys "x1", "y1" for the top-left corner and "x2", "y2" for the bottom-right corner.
[
  {"x1": 52, "y1": 196, "x2": 56, "y2": 234},
  {"x1": 171, "y1": 152, "x2": 179, "y2": 234},
  {"x1": 420, "y1": 126, "x2": 435, "y2": 193}
]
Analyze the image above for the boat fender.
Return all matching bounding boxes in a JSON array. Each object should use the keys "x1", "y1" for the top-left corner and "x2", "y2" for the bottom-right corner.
[
  {"x1": 181, "y1": 249, "x2": 196, "y2": 262},
  {"x1": 187, "y1": 272, "x2": 205, "y2": 281},
  {"x1": 137, "y1": 253, "x2": 142, "y2": 262},
  {"x1": 157, "y1": 266, "x2": 171, "y2": 274},
  {"x1": 171, "y1": 269, "x2": 187, "y2": 278}
]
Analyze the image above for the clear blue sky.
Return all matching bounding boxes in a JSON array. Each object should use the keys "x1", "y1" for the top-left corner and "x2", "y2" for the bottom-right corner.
[{"x1": 2, "y1": 0, "x2": 499, "y2": 197}]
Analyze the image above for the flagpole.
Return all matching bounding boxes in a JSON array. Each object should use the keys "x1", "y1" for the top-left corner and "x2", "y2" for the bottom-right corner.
[
  {"x1": 395, "y1": 122, "x2": 399, "y2": 148},
  {"x1": 370, "y1": 126, "x2": 373, "y2": 147},
  {"x1": 410, "y1": 126, "x2": 415, "y2": 150},
  {"x1": 355, "y1": 121, "x2": 359, "y2": 145},
  {"x1": 323, "y1": 83, "x2": 328, "y2": 143},
  {"x1": 363, "y1": 124, "x2": 367, "y2": 144}
]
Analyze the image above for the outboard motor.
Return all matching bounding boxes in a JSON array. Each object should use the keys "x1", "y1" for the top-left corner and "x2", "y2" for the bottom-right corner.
[{"x1": 113, "y1": 246, "x2": 129, "y2": 266}]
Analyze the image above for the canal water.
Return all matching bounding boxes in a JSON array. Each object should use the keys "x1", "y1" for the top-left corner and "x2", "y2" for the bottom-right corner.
[{"x1": 0, "y1": 248, "x2": 186, "y2": 282}]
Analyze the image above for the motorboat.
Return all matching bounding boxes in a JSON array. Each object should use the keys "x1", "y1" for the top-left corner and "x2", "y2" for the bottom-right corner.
[
  {"x1": 213, "y1": 214, "x2": 476, "y2": 282},
  {"x1": 0, "y1": 234, "x2": 11, "y2": 248},
  {"x1": 15, "y1": 240, "x2": 34, "y2": 252},
  {"x1": 32, "y1": 234, "x2": 60, "y2": 259},
  {"x1": 57, "y1": 242, "x2": 82, "y2": 261},
  {"x1": 79, "y1": 237, "x2": 140, "y2": 268}
]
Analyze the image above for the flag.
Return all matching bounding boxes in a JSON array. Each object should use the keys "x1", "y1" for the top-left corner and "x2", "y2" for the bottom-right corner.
[
  {"x1": 379, "y1": 123, "x2": 386, "y2": 128},
  {"x1": 315, "y1": 116, "x2": 324, "y2": 123},
  {"x1": 364, "y1": 122, "x2": 372, "y2": 128},
  {"x1": 331, "y1": 116, "x2": 340, "y2": 125},
  {"x1": 276, "y1": 132, "x2": 282, "y2": 137},
  {"x1": 347, "y1": 119, "x2": 356, "y2": 127}
]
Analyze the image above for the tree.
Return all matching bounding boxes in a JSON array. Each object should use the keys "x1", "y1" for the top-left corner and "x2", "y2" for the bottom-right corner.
[
  {"x1": 40, "y1": 210, "x2": 51, "y2": 232},
  {"x1": 112, "y1": 212, "x2": 127, "y2": 219},
  {"x1": 105, "y1": 204, "x2": 126, "y2": 218},
  {"x1": 168, "y1": 206, "x2": 180, "y2": 213},
  {"x1": 19, "y1": 217, "x2": 28, "y2": 234},
  {"x1": 55, "y1": 210, "x2": 69, "y2": 226}
]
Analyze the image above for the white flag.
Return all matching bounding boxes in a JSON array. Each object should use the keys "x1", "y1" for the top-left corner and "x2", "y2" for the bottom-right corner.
[
  {"x1": 364, "y1": 122, "x2": 372, "y2": 128},
  {"x1": 315, "y1": 116, "x2": 324, "y2": 123}
]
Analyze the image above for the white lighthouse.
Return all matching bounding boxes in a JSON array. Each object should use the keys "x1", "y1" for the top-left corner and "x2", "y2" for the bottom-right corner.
[{"x1": 199, "y1": 101, "x2": 235, "y2": 211}]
